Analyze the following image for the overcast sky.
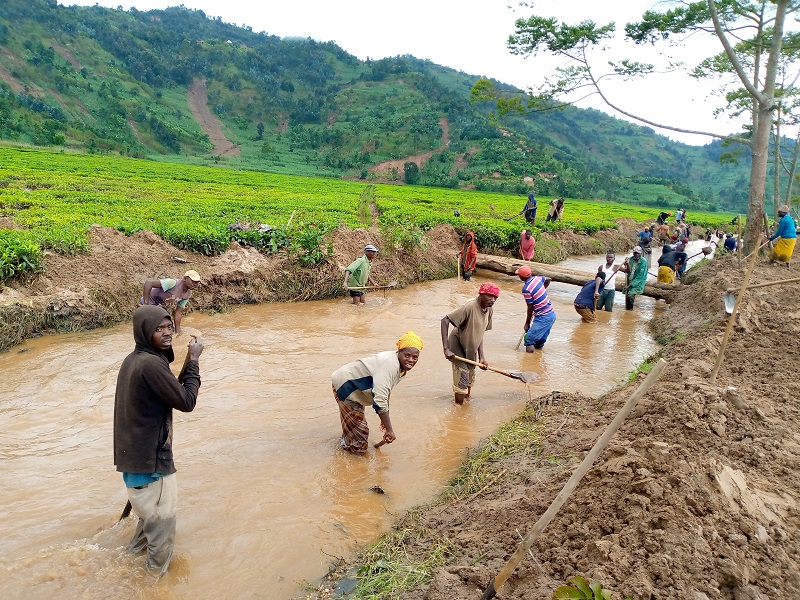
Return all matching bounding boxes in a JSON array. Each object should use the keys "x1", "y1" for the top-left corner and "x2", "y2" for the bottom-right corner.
[{"x1": 61, "y1": 0, "x2": 762, "y2": 145}]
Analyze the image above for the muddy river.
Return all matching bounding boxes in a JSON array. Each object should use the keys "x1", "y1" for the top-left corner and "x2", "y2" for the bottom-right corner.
[{"x1": 0, "y1": 247, "x2": 694, "y2": 599}]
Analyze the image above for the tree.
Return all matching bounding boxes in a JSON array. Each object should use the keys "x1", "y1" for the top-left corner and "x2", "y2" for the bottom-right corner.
[
  {"x1": 479, "y1": 1, "x2": 799, "y2": 252},
  {"x1": 403, "y1": 161, "x2": 420, "y2": 184}
]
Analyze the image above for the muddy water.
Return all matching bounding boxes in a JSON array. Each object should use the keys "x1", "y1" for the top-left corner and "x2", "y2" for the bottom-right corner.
[{"x1": 0, "y1": 268, "x2": 659, "y2": 600}]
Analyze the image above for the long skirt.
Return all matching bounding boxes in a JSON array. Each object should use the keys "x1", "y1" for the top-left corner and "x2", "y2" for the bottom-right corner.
[
  {"x1": 770, "y1": 237, "x2": 796, "y2": 264},
  {"x1": 334, "y1": 389, "x2": 369, "y2": 454},
  {"x1": 657, "y1": 265, "x2": 675, "y2": 284}
]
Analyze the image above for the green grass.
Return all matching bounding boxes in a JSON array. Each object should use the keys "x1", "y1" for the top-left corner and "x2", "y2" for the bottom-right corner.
[
  {"x1": 0, "y1": 146, "x2": 735, "y2": 282},
  {"x1": 348, "y1": 403, "x2": 545, "y2": 599}
]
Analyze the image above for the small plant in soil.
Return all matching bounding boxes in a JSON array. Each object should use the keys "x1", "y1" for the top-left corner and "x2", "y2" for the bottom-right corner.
[{"x1": 553, "y1": 575, "x2": 613, "y2": 599}]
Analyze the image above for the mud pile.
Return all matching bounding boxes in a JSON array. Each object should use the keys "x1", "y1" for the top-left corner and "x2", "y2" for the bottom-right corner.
[
  {"x1": 332, "y1": 253, "x2": 800, "y2": 599},
  {"x1": 0, "y1": 224, "x2": 459, "y2": 351}
]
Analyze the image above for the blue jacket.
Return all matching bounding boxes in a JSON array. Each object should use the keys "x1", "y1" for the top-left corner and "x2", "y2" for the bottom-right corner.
[{"x1": 771, "y1": 213, "x2": 797, "y2": 240}]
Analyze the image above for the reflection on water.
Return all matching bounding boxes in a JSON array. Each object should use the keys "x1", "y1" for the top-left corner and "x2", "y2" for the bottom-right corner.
[{"x1": 0, "y1": 265, "x2": 658, "y2": 599}]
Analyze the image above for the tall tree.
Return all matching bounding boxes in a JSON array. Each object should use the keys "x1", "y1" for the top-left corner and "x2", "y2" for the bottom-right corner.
[{"x1": 483, "y1": 0, "x2": 799, "y2": 252}]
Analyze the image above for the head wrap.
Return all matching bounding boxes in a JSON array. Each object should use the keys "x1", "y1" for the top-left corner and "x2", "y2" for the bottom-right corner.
[
  {"x1": 396, "y1": 331, "x2": 423, "y2": 351},
  {"x1": 478, "y1": 282, "x2": 500, "y2": 297},
  {"x1": 365, "y1": 244, "x2": 378, "y2": 253}
]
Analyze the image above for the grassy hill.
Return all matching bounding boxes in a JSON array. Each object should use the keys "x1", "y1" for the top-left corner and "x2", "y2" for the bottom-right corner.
[{"x1": 0, "y1": 0, "x2": 752, "y2": 212}]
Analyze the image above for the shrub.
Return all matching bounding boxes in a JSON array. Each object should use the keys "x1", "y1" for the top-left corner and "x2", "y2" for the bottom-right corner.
[{"x1": 0, "y1": 230, "x2": 42, "y2": 282}]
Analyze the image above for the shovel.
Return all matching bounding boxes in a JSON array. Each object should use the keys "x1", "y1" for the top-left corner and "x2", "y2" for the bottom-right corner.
[
  {"x1": 723, "y1": 276, "x2": 800, "y2": 314},
  {"x1": 686, "y1": 245, "x2": 715, "y2": 261},
  {"x1": 347, "y1": 280, "x2": 399, "y2": 291},
  {"x1": 453, "y1": 356, "x2": 538, "y2": 384}
]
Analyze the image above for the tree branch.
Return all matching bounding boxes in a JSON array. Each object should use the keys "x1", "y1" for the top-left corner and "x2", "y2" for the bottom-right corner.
[{"x1": 707, "y1": 0, "x2": 767, "y2": 103}]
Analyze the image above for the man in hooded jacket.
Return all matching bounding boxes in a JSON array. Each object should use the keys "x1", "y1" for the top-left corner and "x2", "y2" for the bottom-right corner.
[{"x1": 114, "y1": 305, "x2": 203, "y2": 576}]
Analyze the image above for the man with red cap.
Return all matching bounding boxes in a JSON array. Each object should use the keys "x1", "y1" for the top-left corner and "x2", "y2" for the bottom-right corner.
[
  {"x1": 516, "y1": 266, "x2": 556, "y2": 352},
  {"x1": 440, "y1": 282, "x2": 498, "y2": 404}
]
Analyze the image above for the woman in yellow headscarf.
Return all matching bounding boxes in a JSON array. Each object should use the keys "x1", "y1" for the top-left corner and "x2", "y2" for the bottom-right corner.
[{"x1": 330, "y1": 332, "x2": 423, "y2": 453}]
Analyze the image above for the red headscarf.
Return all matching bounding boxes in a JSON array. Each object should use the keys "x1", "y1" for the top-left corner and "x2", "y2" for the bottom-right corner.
[
  {"x1": 461, "y1": 231, "x2": 478, "y2": 271},
  {"x1": 478, "y1": 282, "x2": 500, "y2": 297}
]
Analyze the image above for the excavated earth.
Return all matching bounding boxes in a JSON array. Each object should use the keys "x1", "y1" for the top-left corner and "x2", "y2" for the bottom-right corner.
[
  {"x1": 312, "y1": 253, "x2": 800, "y2": 600},
  {"x1": 0, "y1": 219, "x2": 647, "y2": 352}
]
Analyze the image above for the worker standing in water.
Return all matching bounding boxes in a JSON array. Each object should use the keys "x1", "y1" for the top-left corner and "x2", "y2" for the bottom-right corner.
[{"x1": 440, "y1": 283, "x2": 497, "y2": 404}]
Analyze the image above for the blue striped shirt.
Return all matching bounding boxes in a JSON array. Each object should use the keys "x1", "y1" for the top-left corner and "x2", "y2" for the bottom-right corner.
[{"x1": 522, "y1": 276, "x2": 554, "y2": 316}]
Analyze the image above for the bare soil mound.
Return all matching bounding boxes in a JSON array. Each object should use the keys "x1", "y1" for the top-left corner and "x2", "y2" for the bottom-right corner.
[
  {"x1": 367, "y1": 117, "x2": 450, "y2": 183},
  {"x1": 0, "y1": 224, "x2": 458, "y2": 351},
  {"x1": 187, "y1": 78, "x2": 241, "y2": 157},
  {"x1": 311, "y1": 255, "x2": 800, "y2": 600}
]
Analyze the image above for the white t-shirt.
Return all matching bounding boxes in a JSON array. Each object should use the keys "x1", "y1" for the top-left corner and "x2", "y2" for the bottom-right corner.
[{"x1": 600, "y1": 265, "x2": 618, "y2": 292}]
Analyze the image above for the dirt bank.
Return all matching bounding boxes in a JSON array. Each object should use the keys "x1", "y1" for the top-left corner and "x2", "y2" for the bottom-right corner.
[
  {"x1": 306, "y1": 253, "x2": 800, "y2": 600},
  {"x1": 0, "y1": 224, "x2": 459, "y2": 352},
  {"x1": 0, "y1": 219, "x2": 663, "y2": 352}
]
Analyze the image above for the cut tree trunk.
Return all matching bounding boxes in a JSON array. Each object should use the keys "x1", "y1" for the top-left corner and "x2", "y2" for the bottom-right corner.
[{"x1": 475, "y1": 254, "x2": 676, "y2": 302}]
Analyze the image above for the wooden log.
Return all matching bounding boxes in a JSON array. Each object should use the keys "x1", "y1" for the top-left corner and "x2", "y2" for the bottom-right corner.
[{"x1": 475, "y1": 253, "x2": 676, "y2": 302}]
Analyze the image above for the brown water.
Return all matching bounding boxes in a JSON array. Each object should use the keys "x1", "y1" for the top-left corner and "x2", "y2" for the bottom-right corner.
[{"x1": 0, "y1": 268, "x2": 660, "y2": 600}]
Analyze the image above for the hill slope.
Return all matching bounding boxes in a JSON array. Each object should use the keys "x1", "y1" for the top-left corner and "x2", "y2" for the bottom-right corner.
[{"x1": 0, "y1": 0, "x2": 751, "y2": 211}]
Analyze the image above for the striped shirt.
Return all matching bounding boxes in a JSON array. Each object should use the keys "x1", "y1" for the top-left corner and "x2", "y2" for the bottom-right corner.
[{"x1": 522, "y1": 276, "x2": 554, "y2": 316}]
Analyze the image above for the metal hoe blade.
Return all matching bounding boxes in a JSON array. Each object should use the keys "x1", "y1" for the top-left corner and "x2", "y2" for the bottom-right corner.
[
  {"x1": 724, "y1": 291, "x2": 736, "y2": 315},
  {"x1": 511, "y1": 371, "x2": 538, "y2": 384}
]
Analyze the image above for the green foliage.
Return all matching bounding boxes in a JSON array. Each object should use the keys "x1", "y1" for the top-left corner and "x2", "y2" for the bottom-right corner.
[
  {"x1": 403, "y1": 161, "x2": 420, "y2": 185},
  {"x1": 357, "y1": 184, "x2": 375, "y2": 227},
  {"x1": 0, "y1": 147, "x2": 735, "y2": 267},
  {"x1": 553, "y1": 576, "x2": 613, "y2": 600},
  {"x1": 0, "y1": 229, "x2": 42, "y2": 282},
  {"x1": 627, "y1": 355, "x2": 657, "y2": 383},
  {"x1": 0, "y1": 0, "x2": 758, "y2": 213},
  {"x1": 291, "y1": 223, "x2": 330, "y2": 266}
]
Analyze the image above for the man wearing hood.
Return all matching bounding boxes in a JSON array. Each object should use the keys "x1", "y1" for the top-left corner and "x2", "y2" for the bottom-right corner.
[{"x1": 114, "y1": 305, "x2": 203, "y2": 576}]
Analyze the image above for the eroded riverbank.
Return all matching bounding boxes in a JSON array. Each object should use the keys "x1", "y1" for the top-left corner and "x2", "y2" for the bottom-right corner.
[{"x1": 0, "y1": 266, "x2": 658, "y2": 599}]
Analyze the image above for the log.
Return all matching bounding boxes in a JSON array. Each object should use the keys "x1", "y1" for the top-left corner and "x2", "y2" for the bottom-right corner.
[{"x1": 475, "y1": 254, "x2": 676, "y2": 302}]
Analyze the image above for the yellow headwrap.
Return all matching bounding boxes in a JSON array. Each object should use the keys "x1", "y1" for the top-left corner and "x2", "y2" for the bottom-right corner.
[{"x1": 396, "y1": 331, "x2": 423, "y2": 351}]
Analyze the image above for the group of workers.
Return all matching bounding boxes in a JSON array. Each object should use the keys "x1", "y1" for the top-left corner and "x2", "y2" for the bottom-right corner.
[
  {"x1": 519, "y1": 187, "x2": 565, "y2": 226},
  {"x1": 111, "y1": 202, "x2": 799, "y2": 578}
]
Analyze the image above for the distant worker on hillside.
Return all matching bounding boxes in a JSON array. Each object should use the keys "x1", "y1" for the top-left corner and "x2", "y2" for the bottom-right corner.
[
  {"x1": 520, "y1": 229, "x2": 536, "y2": 261},
  {"x1": 769, "y1": 204, "x2": 797, "y2": 267},
  {"x1": 545, "y1": 198, "x2": 558, "y2": 222},
  {"x1": 142, "y1": 270, "x2": 201, "y2": 335},
  {"x1": 555, "y1": 197, "x2": 566, "y2": 221},
  {"x1": 459, "y1": 231, "x2": 479, "y2": 281},
  {"x1": 331, "y1": 331, "x2": 422, "y2": 453},
  {"x1": 619, "y1": 246, "x2": 648, "y2": 310},
  {"x1": 596, "y1": 252, "x2": 620, "y2": 312},
  {"x1": 573, "y1": 268, "x2": 606, "y2": 323},
  {"x1": 723, "y1": 233, "x2": 737, "y2": 253},
  {"x1": 440, "y1": 283, "x2": 497, "y2": 404},
  {"x1": 523, "y1": 188, "x2": 538, "y2": 224},
  {"x1": 343, "y1": 244, "x2": 379, "y2": 305},
  {"x1": 516, "y1": 265, "x2": 556, "y2": 352},
  {"x1": 675, "y1": 208, "x2": 684, "y2": 224}
]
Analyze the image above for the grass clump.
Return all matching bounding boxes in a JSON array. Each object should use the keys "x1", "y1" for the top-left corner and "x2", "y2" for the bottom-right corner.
[
  {"x1": 353, "y1": 525, "x2": 455, "y2": 599},
  {"x1": 340, "y1": 404, "x2": 545, "y2": 599},
  {"x1": 626, "y1": 355, "x2": 657, "y2": 383}
]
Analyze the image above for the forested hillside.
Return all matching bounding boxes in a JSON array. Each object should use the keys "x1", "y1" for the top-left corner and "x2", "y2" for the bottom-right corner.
[{"x1": 0, "y1": 0, "x2": 754, "y2": 211}]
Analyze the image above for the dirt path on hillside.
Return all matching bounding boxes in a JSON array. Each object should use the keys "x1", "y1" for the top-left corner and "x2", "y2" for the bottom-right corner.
[
  {"x1": 368, "y1": 116, "x2": 450, "y2": 182},
  {"x1": 308, "y1": 254, "x2": 800, "y2": 600},
  {"x1": 187, "y1": 78, "x2": 240, "y2": 157}
]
